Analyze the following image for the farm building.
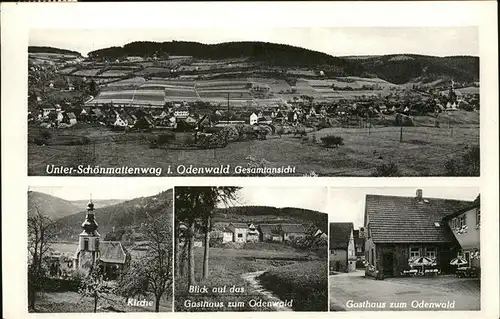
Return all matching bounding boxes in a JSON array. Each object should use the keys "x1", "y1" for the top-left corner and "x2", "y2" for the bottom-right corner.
[
  {"x1": 329, "y1": 222, "x2": 356, "y2": 273},
  {"x1": 259, "y1": 224, "x2": 283, "y2": 242},
  {"x1": 443, "y1": 197, "x2": 480, "y2": 269},
  {"x1": 210, "y1": 228, "x2": 233, "y2": 244},
  {"x1": 281, "y1": 224, "x2": 307, "y2": 241},
  {"x1": 363, "y1": 189, "x2": 473, "y2": 277}
]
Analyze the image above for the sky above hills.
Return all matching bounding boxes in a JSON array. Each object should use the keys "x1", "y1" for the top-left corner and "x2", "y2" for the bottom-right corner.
[
  {"x1": 29, "y1": 185, "x2": 172, "y2": 201},
  {"x1": 29, "y1": 27, "x2": 478, "y2": 58}
]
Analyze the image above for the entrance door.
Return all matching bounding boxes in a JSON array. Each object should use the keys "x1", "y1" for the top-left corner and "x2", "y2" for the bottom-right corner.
[{"x1": 382, "y1": 253, "x2": 394, "y2": 276}]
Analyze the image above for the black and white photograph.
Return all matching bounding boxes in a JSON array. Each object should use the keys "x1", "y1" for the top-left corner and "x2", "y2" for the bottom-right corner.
[
  {"x1": 27, "y1": 185, "x2": 173, "y2": 313},
  {"x1": 27, "y1": 27, "x2": 480, "y2": 177},
  {"x1": 328, "y1": 187, "x2": 480, "y2": 311},
  {"x1": 174, "y1": 186, "x2": 328, "y2": 311}
]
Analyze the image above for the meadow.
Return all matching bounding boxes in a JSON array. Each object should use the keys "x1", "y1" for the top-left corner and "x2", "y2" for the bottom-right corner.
[
  {"x1": 174, "y1": 246, "x2": 324, "y2": 312},
  {"x1": 28, "y1": 113, "x2": 479, "y2": 177},
  {"x1": 258, "y1": 261, "x2": 328, "y2": 311}
]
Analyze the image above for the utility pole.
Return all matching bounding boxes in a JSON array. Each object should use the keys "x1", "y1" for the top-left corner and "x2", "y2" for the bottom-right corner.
[{"x1": 400, "y1": 125, "x2": 403, "y2": 142}]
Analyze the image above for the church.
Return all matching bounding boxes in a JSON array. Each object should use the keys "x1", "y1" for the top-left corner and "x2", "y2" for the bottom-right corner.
[{"x1": 73, "y1": 199, "x2": 131, "y2": 280}]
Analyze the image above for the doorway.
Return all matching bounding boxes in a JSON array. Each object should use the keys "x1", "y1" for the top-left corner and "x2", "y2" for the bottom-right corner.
[{"x1": 382, "y1": 252, "x2": 394, "y2": 276}]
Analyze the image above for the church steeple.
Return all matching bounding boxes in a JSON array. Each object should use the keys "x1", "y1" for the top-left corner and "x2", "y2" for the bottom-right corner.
[{"x1": 81, "y1": 196, "x2": 98, "y2": 236}]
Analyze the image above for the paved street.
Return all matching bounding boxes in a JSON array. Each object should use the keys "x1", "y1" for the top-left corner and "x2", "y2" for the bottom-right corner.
[{"x1": 330, "y1": 270, "x2": 480, "y2": 311}]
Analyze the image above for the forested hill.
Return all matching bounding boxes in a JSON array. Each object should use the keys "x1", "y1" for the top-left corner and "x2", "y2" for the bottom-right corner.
[
  {"x1": 87, "y1": 41, "x2": 479, "y2": 84},
  {"x1": 53, "y1": 189, "x2": 173, "y2": 241},
  {"x1": 28, "y1": 191, "x2": 82, "y2": 220},
  {"x1": 28, "y1": 46, "x2": 82, "y2": 57},
  {"x1": 88, "y1": 40, "x2": 364, "y2": 73},
  {"x1": 212, "y1": 205, "x2": 328, "y2": 232},
  {"x1": 345, "y1": 54, "x2": 479, "y2": 84}
]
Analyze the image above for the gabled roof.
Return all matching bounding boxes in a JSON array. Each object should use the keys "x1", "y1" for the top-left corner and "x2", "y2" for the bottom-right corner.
[
  {"x1": 99, "y1": 241, "x2": 128, "y2": 264},
  {"x1": 229, "y1": 222, "x2": 249, "y2": 229},
  {"x1": 330, "y1": 222, "x2": 353, "y2": 249},
  {"x1": 280, "y1": 224, "x2": 307, "y2": 233},
  {"x1": 365, "y1": 194, "x2": 473, "y2": 243},
  {"x1": 259, "y1": 224, "x2": 281, "y2": 235},
  {"x1": 65, "y1": 112, "x2": 77, "y2": 119}
]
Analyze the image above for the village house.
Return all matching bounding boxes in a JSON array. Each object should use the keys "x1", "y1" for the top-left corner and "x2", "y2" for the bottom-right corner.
[
  {"x1": 249, "y1": 112, "x2": 258, "y2": 125},
  {"x1": 108, "y1": 109, "x2": 128, "y2": 128},
  {"x1": 363, "y1": 190, "x2": 473, "y2": 277},
  {"x1": 62, "y1": 112, "x2": 77, "y2": 125},
  {"x1": 227, "y1": 223, "x2": 250, "y2": 243},
  {"x1": 173, "y1": 106, "x2": 190, "y2": 119},
  {"x1": 330, "y1": 222, "x2": 356, "y2": 273},
  {"x1": 353, "y1": 228, "x2": 366, "y2": 266},
  {"x1": 443, "y1": 197, "x2": 480, "y2": 268}
]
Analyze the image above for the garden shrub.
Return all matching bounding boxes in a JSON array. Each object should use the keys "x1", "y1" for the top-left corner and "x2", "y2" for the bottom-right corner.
[
  {"x1": 321, "y1": 135, "x2": 344, "y2": 148},
  {"x1": 372, "y1": 162, "x2": 401, "y2": 177}
]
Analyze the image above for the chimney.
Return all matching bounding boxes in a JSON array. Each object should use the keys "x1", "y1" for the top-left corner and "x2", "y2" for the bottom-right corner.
[{"x1": 416, "y1": 189, "x2": 423, "y2": 200}]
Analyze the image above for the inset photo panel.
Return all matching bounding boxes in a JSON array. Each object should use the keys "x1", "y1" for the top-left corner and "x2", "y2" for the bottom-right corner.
[
  {"x1": 173, "y1": 186, "x2": 328, "y2": 312},
  {"x1": 328, "y1": 187, "x2": 480, "y2": 311},
  {"x1": 27, "y1": 185, "x2": 174, "y2": 313}
]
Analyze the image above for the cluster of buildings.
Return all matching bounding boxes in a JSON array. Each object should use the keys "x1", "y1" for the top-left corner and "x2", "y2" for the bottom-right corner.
[
  {"x1": 330, "y1": 189, "x2": 480, "y2": 277},
  {"x1": 210, "y1": 222, "x2": 326, "y2": 244}
]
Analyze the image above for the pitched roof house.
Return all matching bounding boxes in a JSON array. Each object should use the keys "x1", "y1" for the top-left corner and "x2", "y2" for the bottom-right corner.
[
  {"x1": 364, "y1": 189, "x2": 473, "y2": 277},
  {"x1": 330, "y1": 222, "x2": 356, "y2": 272}
]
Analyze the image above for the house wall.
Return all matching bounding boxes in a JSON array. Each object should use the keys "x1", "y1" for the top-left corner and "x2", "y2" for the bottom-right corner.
[
  {"x1": 447, "y1": 207, "x2": 480, "y2": 251},
  {"x1": 222, "y1": 232, "x2": 233, "y2": 243},
  {"x1": 375, "y1": 243, "x2": 458, "y2": 277},
  {"x1": 330, "y1": 248, "x2": 348, "y2": 272},
  {"x1": 232, "y1": 228, "x2": 247, "y2": 242},
  {"x1": 347, "y1": 230, "x2": 356, "y2": 272}
]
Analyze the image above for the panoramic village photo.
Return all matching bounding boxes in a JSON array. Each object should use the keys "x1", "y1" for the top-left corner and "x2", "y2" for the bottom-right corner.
[
  {"x1": 328, "y1": 187, "x2": 481, "y2": 311},
  {"x1": 27, "y1": 27, "x2": 480, "y2": 177},
  {"x1": 174, "y1": 186, "x2": 328, "y2": 311},
  {"x1": 27, "y1": 185, "x2": 173, "y2": 313}
]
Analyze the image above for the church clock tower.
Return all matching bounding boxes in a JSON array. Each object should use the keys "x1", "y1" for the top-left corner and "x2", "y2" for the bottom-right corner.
[{"x1": 74, "y1": 197, "x2": 100, "y2": 270}]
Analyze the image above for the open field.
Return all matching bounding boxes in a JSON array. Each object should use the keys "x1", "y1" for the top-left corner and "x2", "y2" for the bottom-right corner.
[
  {"x1": 329, "y1": 271, "x2": 480, "y2": 311},
  {"x1": 28, "y1": 117, "x2": 479, "y2": 176},
  {"x1": 175, "y1": 246, "x2": 325, "y2": 311}
]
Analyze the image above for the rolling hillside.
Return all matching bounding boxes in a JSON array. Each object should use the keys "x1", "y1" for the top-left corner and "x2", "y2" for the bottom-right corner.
[
  {"x1": 70, "y1": 199, "x2": 126, "y2": 211},
  {"x1": 53, "y1": 189, "x2": 173, "y2": 241},
  {"x1": 87, "y1": 41, "x2": 479, "y2": 84},
  {"x1": 212, "y1": 205, "x2": 328, "y2": 232},
  {"x1": 28, "y1": 191, "x2": 82, "y2": 220},
  {"x1": 28, "y1": 46, "x2": 82, "y2": 57}
]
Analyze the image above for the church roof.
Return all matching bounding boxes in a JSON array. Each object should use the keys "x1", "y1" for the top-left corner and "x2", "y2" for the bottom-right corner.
[{"x1": 99, "y1": 241, "x2": 128, "y2": 264}]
